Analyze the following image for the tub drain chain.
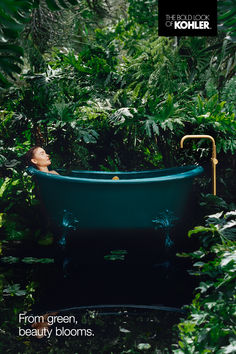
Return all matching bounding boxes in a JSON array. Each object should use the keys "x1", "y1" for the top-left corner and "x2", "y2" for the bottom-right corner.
[{"x1": 152, "y1": 210, "x2": 178, "y2": 249}]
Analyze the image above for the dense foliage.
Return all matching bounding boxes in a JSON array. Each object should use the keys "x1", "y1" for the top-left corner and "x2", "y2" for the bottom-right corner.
[
  {"x1": 174, "y1": 209, "x2": 236, "y2": 353},
  {"x1": 1, "y1": 1, "x2": 236, "y2": 172},
  {"x1": 0, "y1": 0, "x2": 236, "y2": 352}
]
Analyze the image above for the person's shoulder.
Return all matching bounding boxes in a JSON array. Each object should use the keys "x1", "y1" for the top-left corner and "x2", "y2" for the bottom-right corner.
[{"x1": 50, "y1": 170, "x2": 60, "y2": 175}]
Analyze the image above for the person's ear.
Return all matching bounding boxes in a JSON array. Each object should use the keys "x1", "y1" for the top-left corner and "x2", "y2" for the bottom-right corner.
[{"x1": 31, "y1": 158, "x2": 37, "y2": 165}]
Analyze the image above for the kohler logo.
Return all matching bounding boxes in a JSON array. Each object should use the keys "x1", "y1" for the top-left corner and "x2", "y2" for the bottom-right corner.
[
  {"x1": 174, "y1": 21, "x2": 210, "y2": 29},
  {"x1": 158, "y1": 0, "x2": 217, "y2": 36}
]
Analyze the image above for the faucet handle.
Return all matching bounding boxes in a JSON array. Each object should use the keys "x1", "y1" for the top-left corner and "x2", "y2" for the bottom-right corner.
[{"x1": 211, "y1": 157, "x2": 218, "y2": 165}]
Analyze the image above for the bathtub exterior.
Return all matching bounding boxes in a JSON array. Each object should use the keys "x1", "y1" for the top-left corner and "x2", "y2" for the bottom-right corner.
[{"x1": 28, "y1": 166, "x2": 203, "y2": 231}]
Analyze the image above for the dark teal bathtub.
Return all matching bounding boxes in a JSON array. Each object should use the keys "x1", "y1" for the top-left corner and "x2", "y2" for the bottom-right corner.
[{"x1": 28, "y1": 165, "x2": 203, "y2": 231}]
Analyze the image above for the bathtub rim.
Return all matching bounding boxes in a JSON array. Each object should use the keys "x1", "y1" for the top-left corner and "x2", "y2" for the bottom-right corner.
[{"x1": 27, "y1": 165, "x2": 204, "y2": 184}]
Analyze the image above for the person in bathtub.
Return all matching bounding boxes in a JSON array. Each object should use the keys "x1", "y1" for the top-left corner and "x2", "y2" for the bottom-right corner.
[{"x1": 26, "y1": 146, "x2": 59, "y2": 175}]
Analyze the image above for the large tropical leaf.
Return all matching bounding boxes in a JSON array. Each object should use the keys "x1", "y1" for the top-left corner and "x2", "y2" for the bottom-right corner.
[
  {"x1": 218, "y1": 0, "x2": 236, "y2": 42},
  {"x1": 0, "y1": 0, "x2": 33, "y2": 87},
  {"x1": 0, "y1": 0, "x2": 80, "y2": 88}
]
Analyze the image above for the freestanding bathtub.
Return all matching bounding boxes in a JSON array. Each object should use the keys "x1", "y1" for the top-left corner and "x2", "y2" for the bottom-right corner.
[{"x1": 28, "y1": 165, "x2": 203, "y2": 236}]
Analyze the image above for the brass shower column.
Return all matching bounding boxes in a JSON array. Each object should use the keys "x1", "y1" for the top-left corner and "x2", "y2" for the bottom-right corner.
[{"x1": 180, "y1": 135, "x2": 218, "y2": 195}]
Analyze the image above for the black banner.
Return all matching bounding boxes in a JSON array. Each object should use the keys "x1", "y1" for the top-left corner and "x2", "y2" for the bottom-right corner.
[{"x1": 158, "y1": 0, "x2": 217, "y2": 36}]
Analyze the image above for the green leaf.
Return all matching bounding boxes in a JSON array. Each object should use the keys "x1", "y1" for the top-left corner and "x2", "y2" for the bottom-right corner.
[
  {"x1": 0, "y1": 43, "x2": 24, "y2": 56},
  {"x1": 45, "y1": 0, "x2": 61, "y2": 10},
  {"x1": 67, "y1": 0, "x2": 78, "y2": 5},
  {"x1": 0, "y1": 59, "x2": 22, "y2": 76},
  {"x1": 3, "y1": 283, "x2": 26, "y2": 296},
  {"x1": 0, "y1": 72, "x2": 11, "y2": 87},
  {"x1": 197, "y1": 281, "x2": 212, "y2": 293},
  {"x1": 188, "y1": 226, "x2": 214, "y2": 237},
  {"x1": 193, "y1": 262, "x2": 205, "y2": 267},
  {"x1": 57, "y1": 0, "x2": 69, "y2": 8}
]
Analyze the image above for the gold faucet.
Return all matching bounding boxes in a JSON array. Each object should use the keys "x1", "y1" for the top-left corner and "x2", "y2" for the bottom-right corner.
[{"x1": 180, "y1": 135, "x2": 218, "y2": 195}]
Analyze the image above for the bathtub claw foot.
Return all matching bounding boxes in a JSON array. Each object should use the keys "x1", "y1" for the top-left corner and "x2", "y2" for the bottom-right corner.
[
  {"x1": 59, "y1": 209, "x2": 79, "y2": 248},
  {"x1": 152, "y1": 210, "x2": 178, "y2": 249}
]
